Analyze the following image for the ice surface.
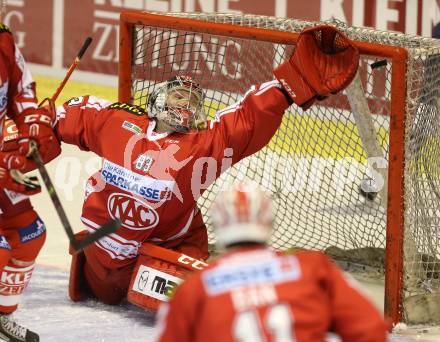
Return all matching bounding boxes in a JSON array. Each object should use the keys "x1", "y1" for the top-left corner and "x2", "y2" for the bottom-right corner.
[{"x1": 14, "y1": 266, "x2": 155, "y2": 342}]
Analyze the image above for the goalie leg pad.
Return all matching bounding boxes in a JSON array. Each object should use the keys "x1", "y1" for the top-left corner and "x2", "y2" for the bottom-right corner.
[
  {"x1": 128, "y1": 254, "x2": 186, "y2": 312},
  {"x1": 69, "y1": 230, "x2": 132, "y2": 304},
  {"x1": 83, "y1": 260, "x2": 134, "y2": 305},
  {"x1": 68, "y1": 230, "x2": 92, "y2": 302},
  {"x1": 128, "y1": 243, "x2": 208, "y2": 311},
  {"x1": 156, "y1": 210, "x2": 210, "y2": 261}
]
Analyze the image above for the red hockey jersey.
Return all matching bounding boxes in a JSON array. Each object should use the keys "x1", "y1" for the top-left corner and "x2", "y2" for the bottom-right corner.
[
  {"x1": 54, "y1": 80, "x2": 290, "y2": 268},
  {"x1": 0, "y1": 120, "x2": 33, "y2": 218},
  {"x1": 0, "y1": 24, "x2": 40, "y2": 218},
  {"x1": 154, "y1": 248, "x2": 389, "y2": 342},
  {"x1": 0, "y1": 24, "x2": 40, "y2": 136}
]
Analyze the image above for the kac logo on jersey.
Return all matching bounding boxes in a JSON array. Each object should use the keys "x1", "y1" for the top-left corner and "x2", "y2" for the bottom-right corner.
[{"x1": 107, "y1": 193, "x2": 159, "y2": 230}]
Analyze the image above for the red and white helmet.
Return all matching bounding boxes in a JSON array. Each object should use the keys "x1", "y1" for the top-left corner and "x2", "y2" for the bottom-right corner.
[
  {"x1": 211, "y1": 184, "x2": 274, "y2": 248},
  {"x1": 147, "y1": 75, "x2": 206, "y2": 133}
]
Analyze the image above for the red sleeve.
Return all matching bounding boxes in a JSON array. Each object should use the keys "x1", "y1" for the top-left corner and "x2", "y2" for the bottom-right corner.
[
  {"x1": 154, "y1": 276, "x2": 203, "y2": 342},
  {"x1": 203, "y1": 80, "x2": 291, "y2": 164},
  {"x1": 318, "y1": 254, "x2": 389, "y2": 341},
  {"x1": 0, "y1": 27, "x2": 39, "y2": 120},
  {"x1": 54, "y1": 95, "x2": 113, "y2": 155}
]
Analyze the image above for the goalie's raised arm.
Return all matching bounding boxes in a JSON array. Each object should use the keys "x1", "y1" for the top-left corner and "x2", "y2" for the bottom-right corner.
[
  {"x1": 204, "y1": 80, "x2": 291, "y2": 163},
  {"x1": 204, "y1": 25, "x2": 359, "y2": 165},
  {"x1": 274, "y1": 25, "x2": 359, "y2": 110}
]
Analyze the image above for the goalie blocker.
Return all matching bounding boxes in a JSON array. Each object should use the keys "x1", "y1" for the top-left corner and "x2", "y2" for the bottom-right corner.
[{"x1": 128, "y1": 243, "x2": 208, "y2": 311}]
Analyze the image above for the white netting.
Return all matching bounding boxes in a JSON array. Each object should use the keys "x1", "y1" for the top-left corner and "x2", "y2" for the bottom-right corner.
[{"x1": 121, "y1": 11, "x2": 440, "y2": 324}]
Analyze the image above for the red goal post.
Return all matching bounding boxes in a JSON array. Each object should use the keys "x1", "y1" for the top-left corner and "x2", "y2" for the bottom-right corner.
[{"x1": 118, "y1": 10, "x2": 439, "y2": 326}]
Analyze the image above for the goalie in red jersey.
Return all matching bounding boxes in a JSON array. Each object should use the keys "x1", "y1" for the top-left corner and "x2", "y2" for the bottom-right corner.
[
  {"x1": 56, "y1": 25, "x2": 360, "y2": 311},
  {"x1": 153, "y1": 183, "x2": 389, "y2": 342}
]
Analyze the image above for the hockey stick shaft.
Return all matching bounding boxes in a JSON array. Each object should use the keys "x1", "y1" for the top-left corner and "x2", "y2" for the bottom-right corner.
[
  {"x1": 51, "y1": 37, "x2": 92, "y2": 103},
  {"x1": 29, "y1": 37, "x2": 120, "y2": 250},
  {"x1": 39, "y1": 37, "x2": 93, "y2": 107},
  {"x1": 346, "y1": 71, "x2": 388, "y2": 207},
  {"x1": 73, "y1": 221, "x2": 120, "y2": 251},
  {"x1": 29, "y1": 142, "x2": 120, "y2": 251},
  {"x1": 30, "y1": 143, "x2": 74, "y2": 240}
]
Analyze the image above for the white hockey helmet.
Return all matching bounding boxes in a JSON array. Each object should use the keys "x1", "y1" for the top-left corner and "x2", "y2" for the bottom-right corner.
[
  {"x1": 211, "y1": 184, "x2": 274, "y2": 249},
  {"x1": 147, "y1": 75, "x2": 206, "y2": 133}
]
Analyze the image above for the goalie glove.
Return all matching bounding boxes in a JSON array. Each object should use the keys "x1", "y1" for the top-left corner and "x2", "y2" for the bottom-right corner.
[
  {"x1": 274, "y1": 25, "x2": 359, "y2": 110},
  {"x1": 0, "y1": 152, "x2": 40, "y2": 195}
]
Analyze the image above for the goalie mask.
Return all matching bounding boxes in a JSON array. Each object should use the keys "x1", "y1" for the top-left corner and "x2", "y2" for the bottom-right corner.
[
  {"x1": 147, "y1": 76, "x2": 206, "y2": 133},
  {"x1": 211, "y1": 184, "x2": 274, "y2": 248}
]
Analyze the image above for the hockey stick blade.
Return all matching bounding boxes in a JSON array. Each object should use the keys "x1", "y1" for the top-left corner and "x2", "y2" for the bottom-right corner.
[
  {"x1": 370, "y1": 59, "x2": 387, "y2": 69},
  {"x1": 77, "y1": 37, "x2": 93, "y2": 59},
  {"x1": 29, "y1": 141, "x2": 120, "y2": 252},
  {"x1": 71, "y1": 219, "x2": 121, "y2": 252}
]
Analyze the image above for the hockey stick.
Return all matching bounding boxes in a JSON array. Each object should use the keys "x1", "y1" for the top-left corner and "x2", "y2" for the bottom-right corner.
[
  {"x1": 29, "y1": 141, "x2": 120, "y2": 251},
  {"x1": 29, "y1": 37, "x2": 120, "y2": 251},
  {"x1": 39, "y1": 37, "x2": 93, "y2": 107},
  {"x1": 346, "y1": 68, "x2": 388, "y2": 207}
]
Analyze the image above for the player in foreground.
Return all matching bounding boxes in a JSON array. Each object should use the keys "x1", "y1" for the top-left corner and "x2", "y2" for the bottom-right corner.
[
  {"x1": 0, "y1": 21, "x2": 60, "y2": 342},
  {"x1": 153, "y1": 183, "x2": 389, "y2": 342},
  {"x1": 56, "y1": 25, "x2": 360, "y2": 311}
]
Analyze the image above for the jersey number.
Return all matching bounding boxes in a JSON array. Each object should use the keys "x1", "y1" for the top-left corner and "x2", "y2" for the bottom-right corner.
[{"x1": 233, "y1": 303, "x2": 295, "y2": 342}]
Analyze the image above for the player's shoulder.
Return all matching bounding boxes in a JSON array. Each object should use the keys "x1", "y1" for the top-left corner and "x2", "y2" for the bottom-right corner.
[
  {"x1": 0, "y1": 23, "x2": 11, "y2": 34},
  {"x1": 107, "y1": 102, "x2": 146, "y2": 116},
  {"x1": 64, "y1": 95, "x2": 112, "y2": 109},
  {"x1": 106, "y1": 102, "x2": 149, "y2": 133}
]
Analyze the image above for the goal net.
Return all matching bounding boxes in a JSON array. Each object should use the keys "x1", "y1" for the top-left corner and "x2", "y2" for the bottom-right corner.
[{"x1": 118, "y1": 11, "x2": 440, "y2": 325}]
